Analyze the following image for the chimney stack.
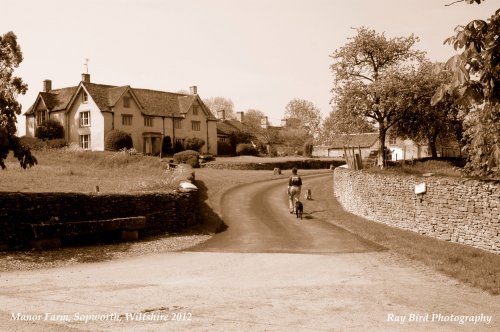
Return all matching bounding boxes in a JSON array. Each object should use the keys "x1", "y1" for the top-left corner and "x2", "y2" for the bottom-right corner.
[
  {"x1": 260, "y1": 116, "x2": 268, "y2": 129},
  {"x1": 189, "y1": 86, "x2": 198, "y2": 94},
  {"x1": 217, "y1": 109, "x2": 226, "y2": 121},
  {"x1": 81, "y1": 73, "x2": 90, "y2": 83},
  {"x1": 236, "y1": 111, "x2": 244, "y2": 122},
  {"x1": 43, "y1": 79, "x2": 52, "y2": 92}
]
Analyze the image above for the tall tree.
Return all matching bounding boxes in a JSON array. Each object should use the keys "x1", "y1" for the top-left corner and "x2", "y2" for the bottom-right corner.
[
  {"x1": 330, "y1": 27, "x2": 424, "y2": 167},
  {"x1": 284, "y1": 98, "x2": 322, "y2": 138},
  {"x1": 395, "y1": 61, "x2": 461, "y2": 158},
  {"x1": 433, "y1": 1, "x2": 499, "y2": 177},
  {"x1": 203, "y1": 96, "x2": 236, "y2": 120},
  {"x1": 242, "y1": 109, "x2": 265, "y2": 132},
  {"x1": 0, "y1": 31, "x2": 37, "y2": 169}
]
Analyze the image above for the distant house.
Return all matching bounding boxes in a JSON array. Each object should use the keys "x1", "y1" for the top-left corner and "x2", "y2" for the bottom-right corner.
[
  {"x1": 314, "y1": 132, "x2": 460, "y2": 160},
  {"x1": 216, "y1": 110, "x2": 250, "y2": 142},
  {"x1": 313, "y1": 133, "x2": 379, "y2": 158},
  {"x1": 24, "y1": 74, "x2": 218, "y2": 155}
]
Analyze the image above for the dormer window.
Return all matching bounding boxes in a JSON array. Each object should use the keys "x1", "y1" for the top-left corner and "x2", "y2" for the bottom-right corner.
[
  {"x1": 123, "y1": 96, "x2": 131, "y2": 108},
  {"x1": 82, "y1": 91, "x2": 88, "y2": 103}
]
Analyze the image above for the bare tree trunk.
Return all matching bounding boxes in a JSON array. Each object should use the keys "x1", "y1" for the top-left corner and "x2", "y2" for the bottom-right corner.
[
  {"x1": 429, "y1": 131, "x2": 439, "y2": 158},
  {"x1": 377, "y1": 126, "x2": 387, "y2": 168}
]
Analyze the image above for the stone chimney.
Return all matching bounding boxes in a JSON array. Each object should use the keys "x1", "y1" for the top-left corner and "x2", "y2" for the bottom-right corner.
[
  {"x1": 81, "y1": 73, "x2": 90, "y2": 83},
  {"x1": 236, "y1": 111, "x2": 244, "y2": 122},
  {"x1": 260, "y1": 116, "x2": 268, "y2": 129},
  {"x1": 217, "y1": 109, "x2": 226, "y2": 121},
  {"x1": 43, "y1": 79, "x2": 52, "y2": 92},
  {"x1": 189, "y1": 86, "x2": 198, "y2": 94},
  {"x1": 281, "y1": 118, "x2": 288, "y2": 127}
]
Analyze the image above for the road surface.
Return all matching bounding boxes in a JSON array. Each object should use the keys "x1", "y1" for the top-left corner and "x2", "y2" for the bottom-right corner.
[{"x1": 0, "y1": 173, "x2": 499, "y2": 331}]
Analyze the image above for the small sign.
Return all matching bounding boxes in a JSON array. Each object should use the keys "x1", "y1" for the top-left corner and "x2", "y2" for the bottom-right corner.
[{"x1": 415, "y1": 182, "x2": 426, "y2": 194}]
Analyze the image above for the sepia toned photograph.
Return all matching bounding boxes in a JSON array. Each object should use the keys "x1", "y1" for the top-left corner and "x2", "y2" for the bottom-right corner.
[{"x1": 1, "y1": 0, "x2": 499, "y2": 331}]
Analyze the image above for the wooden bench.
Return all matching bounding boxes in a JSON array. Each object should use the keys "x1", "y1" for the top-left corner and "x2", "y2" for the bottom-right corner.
[{"x1": 29, "y1": 216, "x2": 146, "y2": 250}]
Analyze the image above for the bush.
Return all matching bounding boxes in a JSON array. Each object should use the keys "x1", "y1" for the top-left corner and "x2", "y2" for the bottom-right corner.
[
  {"x1": 185, "y1": 137, "x2": 205, "y2": 152},
  {"x1": 105, "y1": 130, "x2": 133, "y2": 151},
  {"x1": 173, "y1": 150, "x2": 200, "y2": 168},
  {"x1": 174, "y1": 140, "x2": 185, "y2": 153},
  {"x1": 35, "y1": 119, "x2": 64, "y2": 140},
  {"x1": 19, "y1": 136, "x2": 45, "y2": 150},
  {"x1": 217, "y1": 141, "x2": 233, "y2": 156},
  {"x1": 236, "y1": 143, "x2": 259, "y2": 156},
  {"x1": 18, "y1": 137, "x2": 67, "y2": 150},
  {"x1": 162, "y1": 136, "x2": 173, "y2": 155}
]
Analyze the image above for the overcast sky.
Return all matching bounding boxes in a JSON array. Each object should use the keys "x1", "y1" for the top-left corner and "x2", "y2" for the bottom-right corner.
[{"x1": 3, "y1": 0, "x2": 498, "y2": 134}]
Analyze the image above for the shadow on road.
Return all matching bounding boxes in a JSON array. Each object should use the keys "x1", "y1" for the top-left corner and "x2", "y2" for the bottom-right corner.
[{"x1": 195, "y1": 179, "x2": 227, "y2": 234}]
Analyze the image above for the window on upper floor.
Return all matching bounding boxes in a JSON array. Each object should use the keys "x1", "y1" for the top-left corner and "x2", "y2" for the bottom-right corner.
[
  {"x1": 144, "y1": 116, "x2": 153, "y2": 127},
  {"x1": 79, "y1": 111, "x2": 90, "y2": 127},
  {"x1": 174, "y1": 118, "x2": 182, "y2": 129},
  {"x1": 79, "y1": 134, "x2": 90, "y2": 150},
  {"x1": 192, "y1": 105, "x2": 199, "y2": 115},
  {"x1": 192, "y1": 121, "x2": 201, "y2": 131},
  {"x1": 389, "y1": 137, "x2": 397, "y2": 145},
  {"x1": 36, "y1": 110, "x2": 46, "y2": 126},
  {"x1": 122, "y1": 114, "x2": 133, "y2": 126},
  {"x1": 82, "y1": 91, "x2": 88, "y2": 103},
  {"x1": 123, "y1": 96, "x2": 131, "y2": 108}
]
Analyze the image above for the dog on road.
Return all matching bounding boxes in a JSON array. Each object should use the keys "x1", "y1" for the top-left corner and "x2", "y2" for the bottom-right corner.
[{"x1": 295, "y1": 200, "x2": 303, "y2": 219}]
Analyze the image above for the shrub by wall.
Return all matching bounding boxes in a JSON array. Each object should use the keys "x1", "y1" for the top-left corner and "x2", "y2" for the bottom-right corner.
[
  {"x1": 333, "y1": 168, "x2": 500, "y2": 254},
  {"x1": 105, "y1": 130, "x2": 133, "y2": 151},
  {"x1": 173, "y1": 150, "x2": 200, "y2": 168},
  {"x1": 236, "y1": 143, "x2": 259, "y2": 156}
]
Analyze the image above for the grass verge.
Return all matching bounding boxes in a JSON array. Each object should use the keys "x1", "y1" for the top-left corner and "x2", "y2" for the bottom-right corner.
[{"x1": 312, "y1": 178, "x2": 500, "y2": 295}]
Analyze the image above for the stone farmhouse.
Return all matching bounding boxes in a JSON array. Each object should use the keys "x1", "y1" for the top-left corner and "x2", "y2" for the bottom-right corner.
[{"x1": 24, "y1": 74, "x2": 218, "y2": 155}]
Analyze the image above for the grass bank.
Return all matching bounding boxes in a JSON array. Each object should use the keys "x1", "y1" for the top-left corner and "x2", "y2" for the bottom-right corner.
[{"x1": 0, "y1": 149, "x2": 176, "y2": 193}]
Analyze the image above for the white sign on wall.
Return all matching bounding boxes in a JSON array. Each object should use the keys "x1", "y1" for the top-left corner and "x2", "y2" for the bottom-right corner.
[{"x1": 415, "y1": 182, "x2": 426, "y2": 194}]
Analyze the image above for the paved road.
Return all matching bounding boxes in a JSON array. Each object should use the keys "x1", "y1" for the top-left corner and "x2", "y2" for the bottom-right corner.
[
  {"x1": 190, "y1": 173, "x2": 382, "y2": 254},
  {"x1": 1, "y1": 172, "x2": 499, "y2": 331}
]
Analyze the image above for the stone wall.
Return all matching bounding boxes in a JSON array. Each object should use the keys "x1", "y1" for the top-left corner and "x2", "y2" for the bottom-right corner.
[
  {"x1": 204, "y1": 159, "x2": 344, "y2": 170},
  {"x1": 333, "y1": 168, "x2": 500, "y2": 254},
  {"x1": 0, "y1": 190, "x2": 198, "y2": 250}
]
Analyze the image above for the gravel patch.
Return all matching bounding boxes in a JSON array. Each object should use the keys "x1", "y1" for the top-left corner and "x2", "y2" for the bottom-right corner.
[{"x1": 0, "y1": 232, "x2": 211, "y2": 272}]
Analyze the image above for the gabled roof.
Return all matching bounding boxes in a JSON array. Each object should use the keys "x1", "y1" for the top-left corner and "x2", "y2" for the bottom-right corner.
[
  {"x1": 328, "y1": 133, "x2": 379, "y2": 149},
  {"x1": 24, "y1": 80, "x2": 216, "y2": 120},
  {"x1": 25, "y1": 86, "x2": 78, "y2": 115},
  {"x1": 216, "y1": 120, "x2": 252, "y2": 135}
]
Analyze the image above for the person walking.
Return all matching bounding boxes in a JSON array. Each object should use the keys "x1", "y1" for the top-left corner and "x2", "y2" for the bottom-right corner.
[{"x1": 288, "y1": 167, "x2": 302, "y2": 214}]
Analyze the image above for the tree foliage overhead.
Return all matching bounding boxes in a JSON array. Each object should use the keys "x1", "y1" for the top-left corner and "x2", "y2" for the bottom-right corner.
[
  {"x1": 433, "y1": 2, "x2": 499, "y2": 177},
  {"x1": 330, "y1": 27, "x2": 424, "y2": 167},
  {"x1": 0, "y1": 31, "x2": 37, "y2": 169}
]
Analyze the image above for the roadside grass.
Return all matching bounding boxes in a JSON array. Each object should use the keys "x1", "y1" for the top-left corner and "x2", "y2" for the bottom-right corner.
[
  {"x1": 0, "y1": 149, "x2": 176, "y2": 193},
  {"x1": 366, "y1": 158, "x2": 464, "y2": 178}
]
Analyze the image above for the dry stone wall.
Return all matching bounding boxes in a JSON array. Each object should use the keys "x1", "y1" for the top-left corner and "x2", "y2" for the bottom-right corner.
[
  {"x1": 0, "y1": 190, "x2": 198, "y2": 250},
  {"x1": 333, "y1": 168, "x2": 500, "y2": 254}
]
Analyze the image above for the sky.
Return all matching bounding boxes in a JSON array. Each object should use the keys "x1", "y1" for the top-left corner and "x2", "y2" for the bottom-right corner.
[{"x1": 2, "y1": 0, "x2": 498, "y2": 134}]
